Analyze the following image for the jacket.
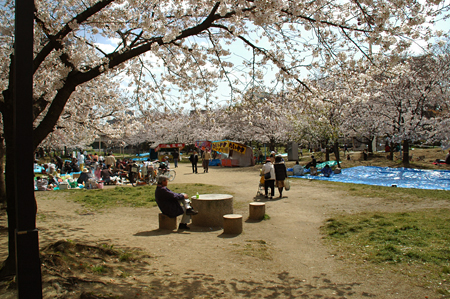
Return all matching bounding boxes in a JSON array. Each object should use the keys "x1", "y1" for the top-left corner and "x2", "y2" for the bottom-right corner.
[
  {"x1": 155, "y1": 185, "x2": 185, "y2": 218},
  {"x1": 262, "y1": 162, "x2": 275, "y2": 180},
  {"x1": 274, "y1": 162, "x2": 287, "y2": 181}
]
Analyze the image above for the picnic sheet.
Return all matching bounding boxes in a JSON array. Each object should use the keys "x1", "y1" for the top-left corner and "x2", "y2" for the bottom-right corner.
[{"x1": 289, "y1": 166, "x2": 450, "y2": 190}]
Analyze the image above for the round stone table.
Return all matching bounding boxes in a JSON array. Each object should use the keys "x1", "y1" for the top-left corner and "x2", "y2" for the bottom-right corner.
[{"x1": 191, "y1": 194, "x2": 234, "y2": 227}]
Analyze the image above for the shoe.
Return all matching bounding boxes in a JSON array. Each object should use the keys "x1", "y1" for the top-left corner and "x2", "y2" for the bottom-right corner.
[
  {"x1": 186, "y1": 208, "x2": 198, "y2": 215},
  {"x1": 269, "y1": 196, "x2": 273, "y2": 200},
  {"x1": 178, "y1": 223, "x2": 190, "y2": 230},
  {"x1": 264, "y1": 195, "x2": 268, "y2": 198}
]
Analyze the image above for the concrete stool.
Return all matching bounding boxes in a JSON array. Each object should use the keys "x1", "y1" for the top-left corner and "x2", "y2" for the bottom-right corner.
[
  {"x1": 223, "y1": 214, "x2": 243, "y2": 234},
  {"x1": 249, "y1": 202, "x2": 265, "y2": 220},
  {"x1": 158, "y1": 213, "x2": 177, "y2": 230}
]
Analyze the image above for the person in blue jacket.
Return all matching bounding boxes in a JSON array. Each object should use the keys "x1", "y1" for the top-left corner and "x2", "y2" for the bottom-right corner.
[{"x1": 321, "y1": 165, "x2": 333, "y2": 177}]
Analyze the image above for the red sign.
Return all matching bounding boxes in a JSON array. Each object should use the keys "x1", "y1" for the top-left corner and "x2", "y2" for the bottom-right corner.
[{"x1": 155, "y1": 143, "x2": 185, "y2": 152}]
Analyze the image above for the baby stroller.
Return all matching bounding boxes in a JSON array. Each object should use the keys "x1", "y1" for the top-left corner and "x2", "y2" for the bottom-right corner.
[{"x1": 257, "y1": 169, "x2": 265, "y2": 196}]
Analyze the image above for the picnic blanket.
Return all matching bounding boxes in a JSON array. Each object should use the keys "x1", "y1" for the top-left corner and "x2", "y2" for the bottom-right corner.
[{"x1": 289, "y1": 166, "x2": 450, "y2": 190}]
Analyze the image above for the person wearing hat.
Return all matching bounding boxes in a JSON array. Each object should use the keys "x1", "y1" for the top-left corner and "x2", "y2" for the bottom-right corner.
[
  {"x1": 262, "y1": 157, "x2": 275, "y2": 199},
  {"x1": 155, "y1": 175, "x2": 198, "y2": 230},
  {"x1": 77, "y1": 168, "x2": 93, "y2": 185}
]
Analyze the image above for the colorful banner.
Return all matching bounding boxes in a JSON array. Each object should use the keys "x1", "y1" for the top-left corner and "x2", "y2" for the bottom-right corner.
[
  {"x1": 155, "y1": 143, "x2": 185, "y2": 152},
  {"x1": 228, "y1": 141, "x2": 247, "y2": 154},
  {"x1": 212, "y1": 141, "x2": 246, "y2": 155},
  {"x1": 212, "y1": 141, "x2": 229, "y2": 154},
  {"x1": 195, "y1": 140, "x2": 212, "y2": 150}
]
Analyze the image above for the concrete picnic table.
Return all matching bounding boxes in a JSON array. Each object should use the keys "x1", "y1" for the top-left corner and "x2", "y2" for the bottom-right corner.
[{"x1": 191, "y1": 194, "x2": 234, "y2": 227}]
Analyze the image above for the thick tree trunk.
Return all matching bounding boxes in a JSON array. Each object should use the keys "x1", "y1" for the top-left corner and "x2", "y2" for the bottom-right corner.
[
  {"x1": 402, "y1": 140, "x2": 410, "y2": 167},
  {"x1": 0, "y1": 108, "x2": 17, "y2": 278},
  {"x1": 269, "y1": 138, "x2": 275, "y2": 152},
  {"x1": 333, "y1": 141, "x2": 341, "y2": 168},
  {"x1": 368, "y1": 136, "x2": 374, "y2": 153},
  {"x1": 0, "y1": 137, "x2": 6, "y2": 204}
]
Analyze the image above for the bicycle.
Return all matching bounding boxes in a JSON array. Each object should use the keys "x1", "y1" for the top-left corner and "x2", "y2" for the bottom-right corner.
[{"x1": 155, "y1": 163, "x2": 176, "y2": 182}]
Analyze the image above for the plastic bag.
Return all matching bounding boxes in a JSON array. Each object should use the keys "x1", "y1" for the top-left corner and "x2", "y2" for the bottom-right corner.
[{"x1": 285, "y1": 180, "x2": 290, "y2": 191}]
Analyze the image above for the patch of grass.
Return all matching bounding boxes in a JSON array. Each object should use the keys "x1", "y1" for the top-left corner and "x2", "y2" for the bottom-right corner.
[
  {"x1": 91, "y1": 264, "x2": 106, "y2": 273},
  {"x1": 64, "y1": 183, "x2": 229, "y2": 210},
  {"x1": 322, "y1": 209, "x2": 450, "y2": 294},
  {"x1": 232, "y1": 240, "x2": 272, "y2": 260},
  {"x1": 315, "y1": 180, "x2": 450, "y2": 202}
]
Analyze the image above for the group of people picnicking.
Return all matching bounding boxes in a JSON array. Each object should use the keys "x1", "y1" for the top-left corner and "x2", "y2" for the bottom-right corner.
[{"x1": 35, "y1": 150, "x2": 150, "y2": 191}]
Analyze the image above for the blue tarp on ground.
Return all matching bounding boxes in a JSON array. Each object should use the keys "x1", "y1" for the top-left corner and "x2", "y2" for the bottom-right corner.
[{"x1": 289, "y1": 166, "x2": 450, "y2": 190}]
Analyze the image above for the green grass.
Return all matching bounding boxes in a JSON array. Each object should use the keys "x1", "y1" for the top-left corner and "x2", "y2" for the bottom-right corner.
[
  {"x1": 60, "y1": 183, "x2": 230, "y2": 210},
  {"x1": 322, "y1": 209, "x2": 450, "y2": 294},
  {"x1": 323, "y1": 210, "x2": 450, "y2": 265}
]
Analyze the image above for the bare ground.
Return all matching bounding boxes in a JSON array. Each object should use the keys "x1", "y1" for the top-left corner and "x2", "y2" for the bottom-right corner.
[{"x1": 1, "y1": 149, "x2": 450, "y2": 298}]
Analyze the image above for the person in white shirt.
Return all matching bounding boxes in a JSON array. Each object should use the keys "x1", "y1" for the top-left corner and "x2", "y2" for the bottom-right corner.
[{"x1": 262, "y1": 158, "x2": 275, "y2": 199}]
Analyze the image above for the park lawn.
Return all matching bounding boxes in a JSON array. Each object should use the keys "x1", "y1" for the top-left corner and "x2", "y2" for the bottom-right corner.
[
  {"x1": 53, "y1": 183, "x2": 230, "y2": 210},
  {"x1": 322, "y1": 208, "x2": 450, "y2": 296}
]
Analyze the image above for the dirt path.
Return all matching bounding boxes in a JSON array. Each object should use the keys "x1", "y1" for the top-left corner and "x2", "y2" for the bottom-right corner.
[{"x1": 2, "y1": 163, "x2": 448, "y2": 298}]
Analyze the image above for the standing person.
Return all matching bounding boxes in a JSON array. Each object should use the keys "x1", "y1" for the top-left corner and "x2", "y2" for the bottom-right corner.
[
  {"x1": 172, "y1": 150, "x2": 179, "y2": 168},
  {"x1": 155, "y1": 175, "x2": 198, "y2": 230},
  {"x1": 202, "y1": 149, "x2": 211, "y2": 173},
  {"x1": 105, "y1": 152, "x2": 116, "y2": 168},
  {"x1": 189, "y1": 151, "x2": 198, "y2": 174},
  {"x1": 262, "y1": 158, "x2": 275, "y2": 199},
  {"x1": 274, "y1": 156, "x2": 287, "y2": 198},
  {"x1": 78, "y1": 151, "x2": 85, "y2": 170}
]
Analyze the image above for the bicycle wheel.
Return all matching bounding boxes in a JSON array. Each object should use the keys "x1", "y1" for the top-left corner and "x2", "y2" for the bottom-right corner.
[{"x1": 167, "y1": 169, "x2": 176, "y2": 181}]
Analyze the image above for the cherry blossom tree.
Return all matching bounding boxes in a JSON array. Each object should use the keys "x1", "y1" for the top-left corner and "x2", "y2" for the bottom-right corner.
[{"x1": 1, "y1": 0, "x2": 448, "y2": 277}]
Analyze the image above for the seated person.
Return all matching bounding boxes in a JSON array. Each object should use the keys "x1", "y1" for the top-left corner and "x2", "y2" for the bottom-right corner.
[
  {"x1": 70, "y1": 158, "x2": 80, "y2": 173},
  {"x1": 158, "y1": 161, "x2": 168, "y2": 174},
  {"x1": 101, "y1": 166, "x2": 113, "y2": 184},
  {"x1": 43, "y1": 163, "x2": 57, "y2": 176},
  {"x1": 35, "y1": 176, "x2": 48, "y2": 191},
  {"x1": 62, "y1": 161, "x2": 72, "y2": 174},
  {"x1": 305, "y1": 155, "x2": 317, "y2": 169},
  {"x1": 78, "y1": 168, "x2": 94, "y2": 185},
  {"x1": 292, "y1": 161, "x2": 305, "y2": 176},
  {"x1": 155, "y1": 175, "x2": 198, "y2": 230},
  {"x1": 321, "y1": 164, "x2": 333, "y2": 177}
]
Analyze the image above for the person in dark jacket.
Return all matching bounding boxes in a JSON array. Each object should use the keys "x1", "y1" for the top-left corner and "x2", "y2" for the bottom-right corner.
[
  {"x1": 305, "y1": 155, "x2": 317, "y2": 169},
  {"x1": 189, "y1": 151, "x2": 199, "y2": 174},
  {"x1": 155, "y1": 175, "x2": 198, "y2": 230},
  {"x1": 77, "y1": 168, "x2": 93, "y2": 185},
  {"x1": 274, "y1": 156, "x2": 288, "y2": 198}
]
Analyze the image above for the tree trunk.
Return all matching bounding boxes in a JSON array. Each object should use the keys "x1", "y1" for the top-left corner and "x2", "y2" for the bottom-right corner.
[
  {"x1": 402, "y1": 140, "x2": 410, "y2": 167},
  {"x1": 333, "y1": 141, "x2": 341, "y2": 168},
  {"x1": 0, "y1": 107, "x2": 17, "y2": 278},
  {"x1": 0, "y1": 137, "x2": 6, "y2": 204},
  {"x1": 269, "y1": 138, "x2": 275, "y2": 152},
  {"x1": 368, "y1": 136, "x2": 374, "y2": 153}
]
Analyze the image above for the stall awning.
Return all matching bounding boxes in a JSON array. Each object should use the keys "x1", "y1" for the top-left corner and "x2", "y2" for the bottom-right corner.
[{"x1": 154, "y1": 143, "x2": 185, "y2": 152}]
